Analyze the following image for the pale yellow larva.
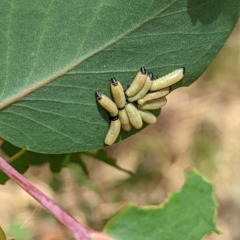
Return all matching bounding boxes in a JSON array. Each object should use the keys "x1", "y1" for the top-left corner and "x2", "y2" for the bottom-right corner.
[
  {"x1": 104, "y1": 116, "x2": 121, "y2": 146},
  {"x1": 110, "y1": 77, "x2": 126, "y2": 109},
  {"x1": 150, "y1": 67, "x2": 185, "y2": 91},
  {"x1": 138, "y1": 97, "x2": 167, "y2": 110},
  {"x1": 95, "y1": 91, "x2": 118, "y2": 117},
  {"x1": 138, "y1": 110, "x2": 157, "y2": 124},
  {"x1": 137, "y1": 87, "x2": 171, "y2": 105},
  {"x1": 125, "y1": 102, "x2": 143, "y2": 129},
  {"x1": 119, "y1": 108, "x2": 132, "y2": 131},
  {"x1": 125, "y1": 67, "x2": 147, "y2": 97},
  {"x1": 128, "y1": 72, "x2": 154, "y2": 102}
]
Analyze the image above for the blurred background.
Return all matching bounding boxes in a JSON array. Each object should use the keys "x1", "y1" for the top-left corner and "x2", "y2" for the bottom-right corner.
[{"x1": 0, "y1": 20, "x2": 239, "y2": 240}]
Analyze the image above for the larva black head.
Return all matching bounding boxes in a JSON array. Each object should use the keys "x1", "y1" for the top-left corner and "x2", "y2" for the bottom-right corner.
[
  {"x1": 95, "y1": 91, "x2": 102, "y2": 100},
  {"x1": 110, "y1": 116, "x2": 119, "y2": 121},
  {"x1": 182, "y1": 67, "x2": 186, "y2": 74},
  {"x1": 118, "y1": 106, "x2": 125, "y2": 110},
  {"x1": 148, "y1": 72, "x2": 154, "y2": 80},
  {"x1": 140, "y1": 66, "x2": 147, "y2": 75},
  {"x1": 169, "y1": 85, "x2": 172, "y2": 93},
  {"x1": 132, "y1": 101, "x2": 138, "y2": 107},
  {"x1": 110, "y1": 77, "x2": 118, "y2": 86}
]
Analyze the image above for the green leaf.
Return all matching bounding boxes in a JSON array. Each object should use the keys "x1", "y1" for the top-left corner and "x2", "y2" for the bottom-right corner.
[
  {"x1": 85, "y1": 149, "x2": 134, "y2": 175},
  {"x1": 0, "y1": 140, "x2": 22, "y2": 157},
  {"x1": 45, "y1": 154, "x2": 69, "y2": 172},
  {"x1": 104, "y1": 170, "x2": 220, "y2": 240},
  {"x1": 0, "y1": 141, "x2": 67, "y2": 183},
  {"x1": 69, "y1": 153, "x2": 89, "y2": 176},
  {"x1": 0, "y1": 141, "x2": 90, "y2": 184},
  {"x1": 27, "y1": 151, "x2": 68, "y2": 172},
  {"x1": 7, "y1": 220, "x2": 31, "y2": 240},
  {"x1": 0, "y1": 1, "x2": 239, "y2": 153},
  {"x1": 0, "y1": 227, "x2": 7, "y2": 240}
]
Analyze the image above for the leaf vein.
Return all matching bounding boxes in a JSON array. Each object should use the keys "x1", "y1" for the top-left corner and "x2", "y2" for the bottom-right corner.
[
  {"x1": 3, "y1": 110, "x2": 78, "y2": 143},
  {"x1": 26, "y1": 0, "x2": 55, "y2": 85},
  {"x1": 13, "y1": 103, "x2": 107, "y2": 126},
  {"x1": 0, "y1": 119, "x2": 37, "y2": 146}
]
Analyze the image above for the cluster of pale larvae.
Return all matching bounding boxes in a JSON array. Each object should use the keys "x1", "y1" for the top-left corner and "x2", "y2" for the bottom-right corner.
[{"x1": 95, "y1": 66, "x2": 185, "y2": 146}]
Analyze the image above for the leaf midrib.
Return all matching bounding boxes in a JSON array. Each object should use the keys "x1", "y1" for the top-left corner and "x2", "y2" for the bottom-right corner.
[{"x1": 0, "y1": 1, "x2": 177, "y2": 109}]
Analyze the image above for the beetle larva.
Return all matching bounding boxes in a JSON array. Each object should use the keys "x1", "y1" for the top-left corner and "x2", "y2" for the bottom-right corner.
[
  {"x1": 104, "y1": 116, "x2": 121, "y2": 146},
  {"x1": 119, "y1": 108, "x2": 132, "y2": 131},
  {"x1": 127, "y1": 72, "x2": 154, "y2": 102},
  {"x1": 95, "y1": 91, "x2": 118, "y2": 117},
  {"x1": 137, "y1": 87, "x2": 171, "y2": 105},
  {"x1": 125, "y1": 102, "x2": 143, "y2": 129},
  {"x1": 150, "y1": 67, "x2": 185, "y2": 91},
  {"x1": 138, "y1": 97, "x2": 167, "y2": 110},
  {"x1": 125, "y1": 67, "x2": 147, "y2": 97},
  {"x1": 110, "y1": 77, "x2": 126, "y2": 109},
  {"x1": 138, "y1": 110, "x2": 157, "y2": 124}
]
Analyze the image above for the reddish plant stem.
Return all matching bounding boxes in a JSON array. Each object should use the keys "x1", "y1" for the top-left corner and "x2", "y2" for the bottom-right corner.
[{"x1": 0, "y1": 156, "x2": 97, "y2": 240}]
